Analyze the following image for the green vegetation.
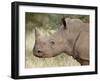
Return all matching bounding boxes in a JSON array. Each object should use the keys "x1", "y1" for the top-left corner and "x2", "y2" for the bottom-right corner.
[{"x1": 25, "y1": 12, "x2": 89, "y2": 33}]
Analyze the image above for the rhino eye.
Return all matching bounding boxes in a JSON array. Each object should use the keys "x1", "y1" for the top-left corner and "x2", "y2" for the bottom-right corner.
[{"x1": 50, "y1": 41, "x2": 55, "y2": 45}]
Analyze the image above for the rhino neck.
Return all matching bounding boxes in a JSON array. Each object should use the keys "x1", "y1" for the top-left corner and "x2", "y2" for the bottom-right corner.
[{"x1": 64, "y1": 30, "x2": 81, "y2": 56}]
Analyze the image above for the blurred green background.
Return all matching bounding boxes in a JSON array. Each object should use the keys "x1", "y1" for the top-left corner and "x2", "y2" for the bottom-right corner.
[{"x1": 25, "y1": 12, "x2": 89, "y2": 33}]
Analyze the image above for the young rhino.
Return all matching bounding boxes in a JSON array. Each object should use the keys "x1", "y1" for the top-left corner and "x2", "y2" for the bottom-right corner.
[{"x1": 33, "y1": 18, "x2": 89, "y2": 65}]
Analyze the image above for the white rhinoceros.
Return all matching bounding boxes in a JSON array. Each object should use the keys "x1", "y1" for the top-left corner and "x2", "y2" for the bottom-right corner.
[{"x1": 33, "y1": 18, "x2": 89, "y2": 65}]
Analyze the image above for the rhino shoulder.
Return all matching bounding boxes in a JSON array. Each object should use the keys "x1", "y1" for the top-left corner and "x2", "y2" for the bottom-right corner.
[
  {"x1": 75, "y1": 31, "x2": 89, "y2": 61},
  {"x1": 81, "y1": 23, "x2": 89, "y2": 32}
]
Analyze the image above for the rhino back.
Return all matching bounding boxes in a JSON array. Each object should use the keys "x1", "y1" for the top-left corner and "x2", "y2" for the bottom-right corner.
[{"x1": 68, "y1": 18, "x2": 89, "y2": 33}]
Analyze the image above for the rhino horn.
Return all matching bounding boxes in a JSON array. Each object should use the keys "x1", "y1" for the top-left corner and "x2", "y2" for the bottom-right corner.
[
  {"x1": 35, "y1": 28, "x2": 41, "y2": 40},
  {"x1": 35, "y1": 28, "x2": 45, "y2": 40}
]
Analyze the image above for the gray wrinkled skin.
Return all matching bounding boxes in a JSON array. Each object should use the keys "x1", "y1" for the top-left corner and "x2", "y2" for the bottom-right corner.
[{"x1": 33, "y1": 18, "x2": 89, "y2": 65}]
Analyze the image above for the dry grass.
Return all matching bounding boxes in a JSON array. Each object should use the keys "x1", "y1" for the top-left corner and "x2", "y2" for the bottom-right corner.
[{"x1": 25, "y1": 29, "x2": 80, "y2": 68}]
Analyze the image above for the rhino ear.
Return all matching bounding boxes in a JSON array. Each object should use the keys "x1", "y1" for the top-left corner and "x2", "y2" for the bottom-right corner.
[{"x1": 62, "y1": 18, "x2": 70, "y2": 29}]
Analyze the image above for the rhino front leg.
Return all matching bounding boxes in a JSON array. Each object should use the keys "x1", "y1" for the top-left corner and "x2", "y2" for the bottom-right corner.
[
  {"x1": 76, "y1": 58, "x2": 89, "y2": 65},
  {"x1": 74, "y1": 31, "x2": 89, "y2": 65},
  {"x1": 73, "y1": 53, "x2": 89, "y2": 65}
]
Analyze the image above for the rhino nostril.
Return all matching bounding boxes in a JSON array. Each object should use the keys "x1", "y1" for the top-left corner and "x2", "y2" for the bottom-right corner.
[{"x1": 37, "y1": 50, "x2": 42, "y2": 53}]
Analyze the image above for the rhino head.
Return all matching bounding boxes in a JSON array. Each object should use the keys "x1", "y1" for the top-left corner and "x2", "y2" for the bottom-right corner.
[{"x1": 33, "y1": 18, "x2": 74, "y2": 58}]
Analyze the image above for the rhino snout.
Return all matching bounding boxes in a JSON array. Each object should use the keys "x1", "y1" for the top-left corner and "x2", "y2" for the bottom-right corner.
[
  {"x1": 34, "y1": 49, "x2": 44, "y2": 58},
  {"x1": 37, "y1": 50, "x2": 42, "y2": 53}
]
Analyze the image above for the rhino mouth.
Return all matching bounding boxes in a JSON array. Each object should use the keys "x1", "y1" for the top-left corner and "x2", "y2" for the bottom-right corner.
[{"x1": 34, "y1": 54, "x2": 43, "y2": 58}]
